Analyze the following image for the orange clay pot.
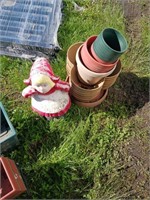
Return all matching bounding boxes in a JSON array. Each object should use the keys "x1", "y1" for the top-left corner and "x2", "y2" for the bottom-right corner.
[
  {"x1": 102, "y1": 60, "x2": 121, "y2": 89},
  {"x1": 70, "y1": 66, "x2": 105, "y2": 103},
  {"x1": 71, "y1": 89, "x2": 108, "y2": 107},
  {"x1": 66, "y1": 42, "x2": 83, "y2": 76}
]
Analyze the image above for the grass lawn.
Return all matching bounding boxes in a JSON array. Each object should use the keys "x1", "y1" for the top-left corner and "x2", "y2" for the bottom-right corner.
[{"x1": 0, "y1": 0, "x2": 149, "y2": 199}]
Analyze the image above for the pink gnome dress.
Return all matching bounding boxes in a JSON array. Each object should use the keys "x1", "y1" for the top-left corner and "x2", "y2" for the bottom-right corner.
[{"x1": 22, "y1": 57, "x2": 71, "y2": 119}]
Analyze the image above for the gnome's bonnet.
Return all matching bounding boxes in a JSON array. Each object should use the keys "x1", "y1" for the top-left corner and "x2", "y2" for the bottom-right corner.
[{"x1": 25, "y1": 58, "x2": 59, "y2": 85}]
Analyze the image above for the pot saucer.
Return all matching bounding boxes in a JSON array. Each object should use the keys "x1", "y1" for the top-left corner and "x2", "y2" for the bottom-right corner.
[{"x1": 71, "y1": 89, "x2": 108, "y2": 107}]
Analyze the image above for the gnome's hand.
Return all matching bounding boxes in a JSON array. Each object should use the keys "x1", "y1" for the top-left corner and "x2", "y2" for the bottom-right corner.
[
  {"x1": 22, "y1": 86, "x2": 37, "y2": 98},
  {"x1": 23, "y1": 79, "x2": 31, "y2": 85},
  {"x1": 55, "y1": 80, "x2": 70, "y2": 92}
]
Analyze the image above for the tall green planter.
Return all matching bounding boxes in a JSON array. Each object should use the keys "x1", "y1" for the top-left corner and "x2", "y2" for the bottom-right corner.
[{"x1": 93, "y1": 28, "x2": 128, "y2": 63}]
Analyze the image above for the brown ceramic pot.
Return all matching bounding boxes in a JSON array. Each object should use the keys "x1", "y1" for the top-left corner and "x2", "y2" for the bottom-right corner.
[
  {"x1": 66, "y1": 63, "x2": 73, "y2": 77},
  {"x1": 66, "y1": 42, "x2": 83, "y2": 76},
  {"x1": 80, "y1": 35, "x2": 118, "y2": 73},
  {"x1": 71, "y1": 89, "x2": 108, "y2": 107},
  {"x1": 76, "y1": 44, "x2": 116, "y2": 85},
  {"x1": 103, "y1": 60, "x2": 121, "y2": 89},
  {"x1": 70, "y1": 66, "x2": 105, "y2": 103}
]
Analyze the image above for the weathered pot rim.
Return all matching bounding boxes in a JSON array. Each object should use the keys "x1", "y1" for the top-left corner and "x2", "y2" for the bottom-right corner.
[
  {"x1": 67, "y1": 42, "x2": 83, "y2": 66},
  {"x1": 71, "y1": 89, "x2": 108, "y2": 107},
  {"x1": 67, "y1": 42, "x2": 83, "y2": 56},
  {"x1": 106, "y1": 60, "x2": 121, "y2": 78},
  {"x1": 76, "y1": 44, "x2": 117, "y2": 77},
  {"x1": 70, "y1": 66, "x2": 105, "y2": 91}
]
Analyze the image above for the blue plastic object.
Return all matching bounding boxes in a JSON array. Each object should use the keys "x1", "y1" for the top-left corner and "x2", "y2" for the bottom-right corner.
[
  {"x1": 0, "y1": 0, "x2": 63, "y2": 59},
  {"x1": 0, "y1": 102, "x2": 19, "y2": 153}
]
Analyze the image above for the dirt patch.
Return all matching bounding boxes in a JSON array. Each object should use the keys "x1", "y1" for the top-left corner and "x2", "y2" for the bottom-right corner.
[
  {"x1": 107, "y1": 2, "x2": 150, "y2": 196},
  {"x1": 107, "y1": 72, "x2": 150, "y2": 198},
  {"x1": 118, "y1": 133, "x2": 150, "y2": 199},
  {"x1": 119, "y1": 0, "x2": 150, "y2": 39},
  {"x1": 132, "y1": 102, "x2": 150, "y2": 132},
  {"x1": 104, "y1": 72, "x2": 149, "y2": 116}
]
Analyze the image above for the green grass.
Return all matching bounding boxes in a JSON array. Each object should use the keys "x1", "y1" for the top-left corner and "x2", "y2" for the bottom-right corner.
[{"x1": 0, "y1": 0, "x2": 149, "y2": 199}]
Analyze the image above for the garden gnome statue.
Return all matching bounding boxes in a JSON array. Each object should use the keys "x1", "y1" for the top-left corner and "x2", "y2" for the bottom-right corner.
[{"x1": 22, "y1": 57, "x2": 71, "y2": 119}]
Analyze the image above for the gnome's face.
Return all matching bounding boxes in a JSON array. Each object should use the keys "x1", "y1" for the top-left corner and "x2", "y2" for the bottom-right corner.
[{"x1": 31, "y1": 74, "x2": 55, "y2": 93}]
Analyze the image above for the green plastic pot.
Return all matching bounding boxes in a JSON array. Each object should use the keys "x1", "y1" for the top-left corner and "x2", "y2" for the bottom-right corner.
[{"x1": 93, "y1": 28, "x2": 128, "y2": 63}]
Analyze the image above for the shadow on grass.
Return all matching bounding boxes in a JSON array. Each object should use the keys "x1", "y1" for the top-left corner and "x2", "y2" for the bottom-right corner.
[
  {"x1": 19, "y1": 160, "x2": 91, "y2": 199},
  {"x1": 5, "y1": 115, "x2": 65, "y2": 162},
  {"x1": 104, "y1": 72, "x2": 149, "y2": 116}
]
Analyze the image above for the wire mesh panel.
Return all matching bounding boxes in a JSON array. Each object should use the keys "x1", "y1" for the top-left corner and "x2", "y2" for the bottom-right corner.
[{"x1": 0, "y1": 0, "x2": 62, "y2": 59}]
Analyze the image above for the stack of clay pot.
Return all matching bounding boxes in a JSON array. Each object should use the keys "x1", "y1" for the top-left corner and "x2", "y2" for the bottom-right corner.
[{"x1": 66, "y1": 28, "x2": 128, "y2": 107}]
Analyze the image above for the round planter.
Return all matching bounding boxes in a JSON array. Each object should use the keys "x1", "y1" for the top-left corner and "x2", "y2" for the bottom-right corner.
[
  {"x1": 76, "y1": 44, "x2": 117, "y2": 85},
  {"x1": 66, "y1": 63, "x2": 74, "y2": 77},
  {"x1": 93, "y1": 28, "x2": 128, "y2": 63},
  {"x1": 65, "y1": 76, "x2": 69, "y2": 82},
  {"x1": 70, "y1": 66, "x2": 105, "y2": 103},
  {"x1": 91, "y1": 43, "x2": 118, "y2": 64},
  {"x1": 103, "y1": 60, "x2": 121, "y2": 89},
  {"x1": 80, "y1": 35, "x2": 117, "y2": 73},
  {"x1": 71, "y1": 89, "x2": 108, "y2": 107},
  {"x1": 66, "y1": 42, "x2": 83, "y2": 76}
]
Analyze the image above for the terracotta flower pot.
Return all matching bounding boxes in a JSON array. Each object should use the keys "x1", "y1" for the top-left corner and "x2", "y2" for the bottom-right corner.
[
  {"x1": 93, "y1": 28, "x2": 128, "y2": 63},
  {"x1": 70, "y1": 66, "x2": 105, "y2": 103},
  {"x1": 103, "y1": 60, "x2": 121, "y2": 90},
  {"x1": 76, "y1": 44, "x2": 117, "y2": 85},
  {"x1": 66, "y1": 42, "x2": 83, "y2": 76},
  {"x1": 66, "y1": 63, "x2": 73, "y2": 77},
  {"x1": 71, "y1": 89, "x2": 108, "y2": 107},
  {"x1": 80, "y1": 35, "x2": 118, "y2": 73}
]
